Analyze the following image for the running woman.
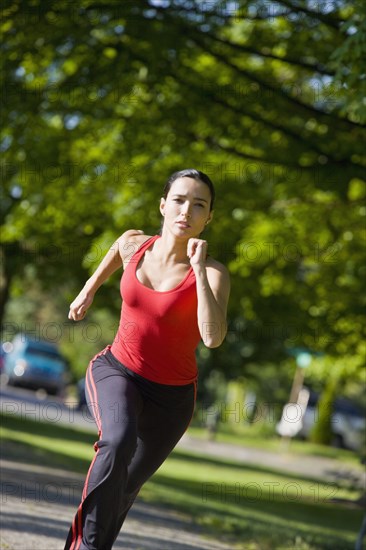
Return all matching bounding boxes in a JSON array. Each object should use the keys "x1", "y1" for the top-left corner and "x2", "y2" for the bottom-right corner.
[{"x1": 64, "y1": 168, "x2": 230, "y2": 550}]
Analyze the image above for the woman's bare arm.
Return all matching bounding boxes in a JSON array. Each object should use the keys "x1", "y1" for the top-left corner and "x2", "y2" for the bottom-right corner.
[
  {"x1": 188, "y1": 238, "x2": 231, "y2": 348},
  {"x1": 68, "y1": 229, "x2": 144, "y2": 321}
]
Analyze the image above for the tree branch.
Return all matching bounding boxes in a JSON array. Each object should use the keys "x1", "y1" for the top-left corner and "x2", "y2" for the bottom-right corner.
[
  {"x1": 172, "y1": 71, "x2": 327, "y2": 157},
  {"x1": 192, "y1": 132, "x2": 364, "y2": 177},
  {"x1": 203, "y1": 33, "x2": 334, "y2": 76},
  {"x1": 276, "y1": 0, "x2": 345, "y2": 30},
  {"x1": 151, "y1": 2, "x2": 292, "y2": 22},
  {"x1": 190, "y1": 32, "x2": 365, "y2": 130}
]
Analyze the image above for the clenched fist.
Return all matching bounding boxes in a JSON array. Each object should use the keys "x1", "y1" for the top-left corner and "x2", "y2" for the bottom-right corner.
[
  {"x1": 68, "y1": 290, "x2": 94, "y2": 321},
  {"x1": 187, "y1": 238, "x2": 207, "y2": 267}
]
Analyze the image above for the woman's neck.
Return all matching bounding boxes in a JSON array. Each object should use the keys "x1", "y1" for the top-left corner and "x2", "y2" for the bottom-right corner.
[{"x1": 154, "y1": 231, "x2": 191, "y2": 264}]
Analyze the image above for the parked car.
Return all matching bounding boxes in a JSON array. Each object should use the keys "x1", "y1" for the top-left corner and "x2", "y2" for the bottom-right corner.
[
  {"x1": 3, "y1": 334, "x2": 70, "y2": 396},
  {"x1": 0, "y1": 344, "x2": 6, "y2": 372},
  {"x1": 298, "y1": 388, "x2": 366, "y2": 451},
  {"x1": 76, "y1": 377, "x2": 94, "y2": 421},
  {"x1": 77, "y1": 377, "x2": 87, "y2": 411}
]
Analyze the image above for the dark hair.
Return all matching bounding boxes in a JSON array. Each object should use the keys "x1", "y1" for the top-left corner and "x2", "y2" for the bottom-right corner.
[{"x1": 162, "y1": 169, "x2": 215, "y2": 211}]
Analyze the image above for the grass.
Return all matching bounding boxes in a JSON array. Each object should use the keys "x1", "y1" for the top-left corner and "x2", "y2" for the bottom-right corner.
[
  {"x1": 188, "y1": 418, "x2": 364, "y2": 465},
  {"x1": 1, "y1": 413, "x2": 364, "y2": 550}
]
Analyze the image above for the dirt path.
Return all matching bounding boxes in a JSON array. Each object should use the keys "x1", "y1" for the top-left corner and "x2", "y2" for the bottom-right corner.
[{"x1": 0, "y1": 458, "x2": 233, "y2": 550}]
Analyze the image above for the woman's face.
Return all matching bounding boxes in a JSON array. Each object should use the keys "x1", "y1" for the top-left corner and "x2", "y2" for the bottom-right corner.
[{"x1": 160, "y1": 177, "x2": 213, "y2": 238}]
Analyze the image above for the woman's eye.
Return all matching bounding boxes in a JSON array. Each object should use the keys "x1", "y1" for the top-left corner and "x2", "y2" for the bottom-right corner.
[{"x1": 195, "y1": 203, "x2": 204, "y2": 208}]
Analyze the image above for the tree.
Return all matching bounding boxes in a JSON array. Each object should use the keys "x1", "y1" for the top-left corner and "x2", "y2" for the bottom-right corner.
[{"x1": 1, "y1": 1, "x2": 365, "y2": 410}]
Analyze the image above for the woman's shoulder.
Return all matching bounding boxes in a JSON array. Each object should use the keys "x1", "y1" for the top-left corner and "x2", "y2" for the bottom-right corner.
[
  {"x1": 117, "y1": 229, "x2": 152, "y2": 245},
  {"x1": 116, "y1": 230, "x2": 153, "y2": 264}
]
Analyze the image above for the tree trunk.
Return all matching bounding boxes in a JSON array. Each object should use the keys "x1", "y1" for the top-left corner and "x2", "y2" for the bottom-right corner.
[
  {"x1": 309, "y1": 375, "x2": 338, "y2": 445},
  {"x1": 0, "y1": 243, "x2": 19, "y2": 332}
]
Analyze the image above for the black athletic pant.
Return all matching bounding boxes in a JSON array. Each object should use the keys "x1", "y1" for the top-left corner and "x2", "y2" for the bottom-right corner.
[{"x1": 64, "y1": 346, "x2": 196, "y2": 550}]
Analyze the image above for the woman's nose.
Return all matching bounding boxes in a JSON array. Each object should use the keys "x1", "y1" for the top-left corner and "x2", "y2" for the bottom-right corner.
[{"x1": 181, "y1": 203, "x2": 192, "y2": 217}]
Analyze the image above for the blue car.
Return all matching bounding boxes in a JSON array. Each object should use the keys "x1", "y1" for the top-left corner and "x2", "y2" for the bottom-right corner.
[{"x1": 3, "y1": 334, "x2": 69, "y2": 396}]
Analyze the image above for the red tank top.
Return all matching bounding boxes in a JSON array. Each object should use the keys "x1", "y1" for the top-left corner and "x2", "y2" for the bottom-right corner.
[{"x1": 110, "y1": 235, "x2": 200, "y2": 385}]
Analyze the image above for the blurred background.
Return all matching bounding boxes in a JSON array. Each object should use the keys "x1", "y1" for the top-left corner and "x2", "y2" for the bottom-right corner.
[{"x1": 1, "y1": 0, "x2": 365, "y2": 465}]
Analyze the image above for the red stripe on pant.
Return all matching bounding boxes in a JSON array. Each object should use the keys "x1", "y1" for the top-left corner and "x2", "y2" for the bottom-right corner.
[{"x1": 69, "y1": 347, "x2": 107, "y2": 550}]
